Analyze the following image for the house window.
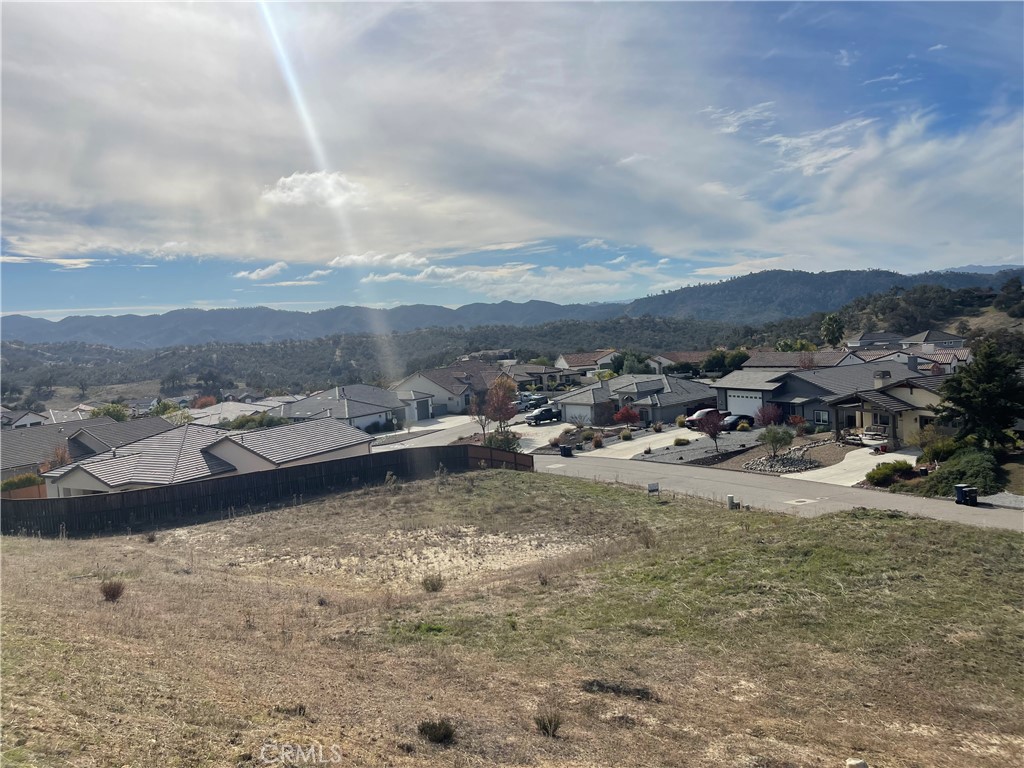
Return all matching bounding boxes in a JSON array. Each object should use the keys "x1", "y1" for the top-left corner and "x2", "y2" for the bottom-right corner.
[
  {"x1": 919, "y1": 415, "x2": 936, "y2": 429},
  {"x1": 872, "y1": 413, "x2": 890, "y2": 427},
  {"x1": 813, "y1": 410, "x2": 829, "y2": 425}
]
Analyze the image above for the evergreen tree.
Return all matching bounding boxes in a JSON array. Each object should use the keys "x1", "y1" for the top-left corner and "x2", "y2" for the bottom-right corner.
[{"x1": 935, "y1": 341, "x2": 1024, "y2": 447}]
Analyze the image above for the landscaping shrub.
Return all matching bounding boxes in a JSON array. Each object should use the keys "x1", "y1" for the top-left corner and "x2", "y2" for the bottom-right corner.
[
  {"x1": 652, "y1": 421, "x2": 664, "y2": 433},
  {"x1": 675, "y1": 415, "x2": 687, "y2": 428},
  {"x1": 421, "y1": 573, "x2": 445, "y2": 593},
  {"x1": 548, "y1": 436, "x2": 562, "y2": 447},
  {"x1": 673, "y1": 437, "x2": 690, "y2": 446},
  {"x1": 619, "y1": 429, "x2": 633, "y2": 441},
  {"x1": 534, "y1": 706, "x2": 563, "y2": 738},
  {"x1": 913, "y1": 448, "x2": 1005, "y2": 496},
  {"x1": 418, "y1": 718, "x2": 456, "y2": 745},
  {"x1": 562, "y1": 425, "x2": 575, "y2": 434},
  {"x1": 737, "y1": 422, "x2": 751, "y2": 432},
  {"x1": 923, "y1": 436, "x2": 960, "y2": 463},
  {"x1": 145, "y1": 532, "x2": 157, "y2": 544},
  {"x1": 100, "y1": 579, "x2": 125, "y2": 603},
  {"x1": 591, "y1": 435, "x2": 603, "y2": 448},
  {"x1": 865, "y1": 460, "x2": 914, "y2": 487},
  {"x1": 815, "y1": 425, "x2": 831, "y2": 434},
  {"x1": 581, "y1": 429, "x2": 595, "y2": 441},
  {"x1": 1, "y1": 473, "x2": 44, "y2": 492}
]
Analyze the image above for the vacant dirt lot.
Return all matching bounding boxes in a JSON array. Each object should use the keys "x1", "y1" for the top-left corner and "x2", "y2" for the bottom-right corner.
[{"x1": 2, "y1": 471, "x2": 1021, "y2": 767}]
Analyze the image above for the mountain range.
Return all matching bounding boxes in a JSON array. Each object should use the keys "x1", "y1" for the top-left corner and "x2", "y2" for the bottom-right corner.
[{"x1": 3, "y1": 268, "x2": 1020, "y2": 349}]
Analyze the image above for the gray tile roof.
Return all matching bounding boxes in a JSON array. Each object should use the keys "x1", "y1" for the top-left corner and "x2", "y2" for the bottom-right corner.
[
  {"x1": 742, "y1": 349, "x2": 851, "y2": 368},
  {"x1": 67, "y1": 416, "x2": 175, "y2": 453},
  {"x1": 276, "y1": 385, "x2": 403, "y2": 421},
  {"x1": 45, "y1": 423, "x2": 234, "y2": 487},
  {"x1": 712, "y1": 370, "x2": 787, "y2": 391},
  {"x1": 1, "y1": 416, "x2": 116, "y2": 471},
  {"x1": 553, "y1": 374, "x2": 714, "y2": 408},
  {"x1": 219, "y1": 419, "x2": 373, "y2": 465},
  {"x1": 396, "y1": 361, "x2": 504, "y2": 396},
  {"x1": 900, "y1": 330, "x2": 965, "y2": 344},
  {"x1": 793, "y1": 362, "x2": 923, "y2": 398}
]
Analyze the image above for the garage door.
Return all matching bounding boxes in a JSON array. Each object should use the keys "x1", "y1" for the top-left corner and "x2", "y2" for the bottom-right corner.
[
  {"x1": 561, "y1": 404, "x2": 592, "y2": 425},
  {"x1": 726, "y1": 391, "x2": 762, "y2": 416}
]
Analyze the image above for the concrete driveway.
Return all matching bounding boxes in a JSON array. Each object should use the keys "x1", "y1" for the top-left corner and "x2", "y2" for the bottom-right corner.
[{"x1": 783, "y1": 446, "x2": 922, "y2": 486}]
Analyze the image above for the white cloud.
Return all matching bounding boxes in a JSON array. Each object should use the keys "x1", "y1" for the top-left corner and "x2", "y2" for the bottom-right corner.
[
  {"x1": 835, "y1": 49, "x2": 859, "y2": 67},
  {"x1": 233, "y1": 261, "x2": 288, "y2": 280},
  {"x1": 328, "y1": 252, "x2": 428, "y2": 269},
  {"x1": 928, "y1": 43, "x2": 947, "y2": 52},
  {"x1": 261, "y1": 171, "x2": 367, "y2": 209},
  {"x1": 606, "y1": 254, "x2": 628, "y2": 265},
  {"x1": 0, "y1": 255, "x2": 102, "y2": 269},
  {"x1": 300, "y1": 269, "x2": 333, "y2": 279},
  {"x1": 863, "y1": 74, "x2": 900, "y2": 85},
  {"x1": 580, "y1": 238, "x2": 611, "y2": 250},
  {"x1": 615, "y1": 153, "x2": 650, "y2": 166},
  {"x1": 701, "y1": 102, "x2": 776, "y2": 134},
  {"x1": 260, "y1": 280, "x2": 322, "y2": 287},
  {"x1": 761, "y1": 117, "x2": 877, "y2": 175}
]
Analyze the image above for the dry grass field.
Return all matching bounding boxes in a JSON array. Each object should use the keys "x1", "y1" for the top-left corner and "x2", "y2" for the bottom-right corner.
[{"x1": 2, "y1": 470, "x2": 1022, "y2": 767}]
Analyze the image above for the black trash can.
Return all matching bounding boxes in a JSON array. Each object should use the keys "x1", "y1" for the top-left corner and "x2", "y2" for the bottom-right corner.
[
  {"x1": 919, "y1": 467, "x2": 928, "y2": 477},
  {"x1": 965, "y1": 487, "x2": 978, "y2": 507},
  {"x1": 559, "y1": 445, "x2": 573, "y2": 458},
  {"x1": 954, "y1": 483, "x2": 969, "y2": 504}
]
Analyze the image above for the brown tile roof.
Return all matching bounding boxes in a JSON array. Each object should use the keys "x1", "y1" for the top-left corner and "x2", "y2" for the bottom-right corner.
[
  {"x1": 742, "y1": 350, "x2": 850, "y2": 368},
  {"x1": 651, "y1": 351, "x2": 710, "y2": 365},
  {"x1": 558, "y1": 349, "x2": 618, "y2": 367}
]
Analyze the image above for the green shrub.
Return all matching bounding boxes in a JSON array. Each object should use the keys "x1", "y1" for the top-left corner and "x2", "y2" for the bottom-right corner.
[
  {"x1": 581, "y1": 429, "x2": 595, "y2": 441},
  {"x1": 1, "y1": 473, "x2": 44, "y2": 492},
  {"x1": 619, "y1": 429, "x2": 633, "y2": 441},
  {"x1": 923, "y1": 436, "x2": 959, "y2": 463},
  {"x1": 591, "y1": 435, "x2": 603, "y2": 448},
  {"x1": 673, "y1": 437, "x2": 690, "y2": 446},
  {"x1": 815, "y1": 425, "x2": 831, "y2": 434},
  {"x1": 865, "y1": 460, "x2": 914, "y2": 487},
  {"x1": 914, "y1": 448, "x2": 1005, "y2": 496}
]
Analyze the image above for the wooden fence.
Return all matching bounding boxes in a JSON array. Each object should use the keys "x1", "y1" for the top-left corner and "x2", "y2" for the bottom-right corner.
[{"x1": 0, "y1": 445, "x2": 532, "y2": 537}]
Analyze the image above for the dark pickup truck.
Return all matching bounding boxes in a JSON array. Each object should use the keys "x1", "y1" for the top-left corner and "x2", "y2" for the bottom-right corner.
[{"x1": 525, "y1": 406, "x2": 560, "y2": 425}]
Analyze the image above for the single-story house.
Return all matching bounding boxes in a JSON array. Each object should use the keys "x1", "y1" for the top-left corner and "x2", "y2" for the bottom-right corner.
[
  {"x1": 552, "y1": 374, "x2": 716, "y2": 426},
  {"x1": 42, "y1": 419, "x2": 374, "y2": 497},
  {"x1": 220, "y1": 389, "x2": 262, "y2": 404},
  {"x1": 125, "y1": 397, "x2": 161, "y2": 417},
  {"x1": 843, "y1": 331, "x2": 903, "y2": 350},
  {"x1": 45, "y1": 409, "x2": 94, "y2": 425},
  {"x1": 553, "y1": 350, "x2": 620, "y2": 377},
  {"x1": 188, "y1": 400, "x2": 274, "y2": 426},
  {"x1": 898, "y1": 330, "x2": 966, "y2": 349},
  {"x1": 741, "y1": 349, "x2": 853, "y2": 370},
  {"x1": 272, "y1": 384, "x2": 433, "y2": 429},
  {"x1": 1, "y1": 410, "x2": 48, "y2": 430},
  {"x1": 645, "y1": 351, "x2": 711, "y2": 374},
  {"x1": 501, "y1": 364, "x2": 581, "y2": 391},
  {"x1": 391, "y1": 361, "x2": 506, "y2": 416},
  {"x1": 823, "y1": 374, "x2": 952, "y2": 447}
]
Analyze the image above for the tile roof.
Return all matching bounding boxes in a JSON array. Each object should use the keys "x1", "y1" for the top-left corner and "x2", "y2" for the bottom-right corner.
[
  {"x1": 188, "y1": 401, "x2": 274, "y2": 426},
  {"x1": 400, "y1": 361, "x2": 504, "y2": 396},
  {"x1": 886, "y1": 374, "x2": 950, "y2": 394},
  {"x1": 742, "y1": 350, "x2": 850, "y2": 368},
  {"x1": 276, "y1": 385, "x2": 403, "y2": 421},
  {"x1": 900, "y1": 330, "x2": 965, "y2": 344},
  {"x1": 46, "y1": 409, "x2": 94, "y2": 424},
  {"x1": 649, "y1": 351, "x2": 711, "y2": 365},
  {"x1": 711, "y1": 370, "x2": 787, "y2": 391},
  {"x1": 217, "y1": 418, "x2": 373, "y2": 465},
  {"x1": 557, "y1": 349, "x2": 618, "y2": 368},
  {"x1": 794, "y1": 362, "x2": 923, "y2": 398},
  {"x1": 67, "y1": 416, "x2": 176, "y2": 453},
  {"x1": 552, "y1": 374, "x2": 714, "y2": 408},
  {"x1": 1, "y1": 416, "x2": 116, "y2": 471},
  {"x1": 855, "y1": 390, "x2": 916, "y2": 413}
]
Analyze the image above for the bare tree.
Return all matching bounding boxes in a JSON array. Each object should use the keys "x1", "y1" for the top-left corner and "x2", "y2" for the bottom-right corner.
[
  {"x1": 755, "y1": 403, "x2": 784, "y2": 427},
  {"x1": 468, "y1": 393, "x2": 490, "y2": 438},
  {"x1": 696, "y1": 412, "x2": 725, "y2": 452}
]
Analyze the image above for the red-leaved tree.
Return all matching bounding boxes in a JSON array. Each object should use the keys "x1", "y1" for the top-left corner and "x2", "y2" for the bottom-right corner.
[
  {"x1": 696, "y1": 411, "x2": 725, "y2": 452},
  {"x1": 755, "y1": 403, "x2": 784, "y2": 427},
  {"x1": 483, "y1": 377, "x2": 521, "y2": 452},
  {"x1": 613, "y1": 405, "x2": 641, "y2": 426}
]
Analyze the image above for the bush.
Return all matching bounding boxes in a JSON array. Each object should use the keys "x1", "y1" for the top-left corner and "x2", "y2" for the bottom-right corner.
[
  {"x1": 651, "y1": 421, "x2": 664, "y2": 433},
  {"x1": 581, "y1": 429, "x2": 595, "y2": 441},
  {"x1": 418, "y1": 718, "x2": 456, "y2": 745},
  {"x1": 534, "y1": 706, "x2": 563, "y2": 738},
  {"x1": 914, "y1": 448, "x2": 1006, "y2": 496},
  {"x1": 737, "y1": 422, "x2": 751, "y2": 432},
  {"x1": 619, "y1": 429, "x2": 633, "y2": 441},
  {"x1": 815, "y1": 425, "x2": 831, "y2": 434},
  {"x1": 923, "y1": 436, "x2": 959, "y2": 463},
  {"x1": 548, "y1": 436, "x2": 562, "y2": 447},
  {"x1": 421, "y1": 573, "x2": 445, "y2": 593},
  {"x1": 865, "y1": 460, "x2": 914, "y2": 487},
  {"x1": 673, "y1": 437, "x2": 690, "y2": 446},
  {"x1": 1, "y1": 473, "x2": 44, "y2": 492},
  {"x1": 562, "y1": 425, "x2": 575, "y2": 434},
  {"x1": 591, "y1": 435, "x2": 603, "y2": 448},
  {"x1": 100, "y1": 579, "x2": 125, "y2": 603},
  {"x1": 675, "y1": 415, "x2": 687, "y2": 428}
]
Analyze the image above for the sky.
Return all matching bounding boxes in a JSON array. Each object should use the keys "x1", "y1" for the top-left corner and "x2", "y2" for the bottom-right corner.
[{"x1": 2, "y1": 1, "x2": 1022, "y2": 320}]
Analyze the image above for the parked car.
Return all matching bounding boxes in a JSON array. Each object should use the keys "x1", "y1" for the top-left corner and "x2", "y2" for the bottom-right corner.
[
  {"x1": 525, "y1": 406, "x2": 560, "y2": 425},
  {"x1": 525, "y1": 394, "x2": 549, "y2": 407},
  {"x1": 515, "y1": 400, "x2": 531, "y2": 412},
  {"x1": 684, "y1": 408, "x2": 731, "y2": 428},
  {"x1": 721, "y1": 414, "x2": 754, "y2": 431}
]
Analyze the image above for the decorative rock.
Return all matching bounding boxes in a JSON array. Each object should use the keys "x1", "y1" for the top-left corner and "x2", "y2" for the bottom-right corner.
[{"x1": 846, "y1": 759, "x2": 869, "y2": 768}]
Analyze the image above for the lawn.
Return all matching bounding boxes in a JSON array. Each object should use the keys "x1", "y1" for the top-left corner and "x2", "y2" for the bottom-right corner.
[{"x1": 2, "y1": 471, "x2": 1021, "y2": 767}]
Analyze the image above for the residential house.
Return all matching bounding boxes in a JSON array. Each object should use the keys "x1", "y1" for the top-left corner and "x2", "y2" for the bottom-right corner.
[
  {"x1": 553, "y1": 349, "x2": 620, "y2": 377},
  {"x1": 1, "y1": 410, "x2": 48, "y2": 430},
  {"x1": 459, "y1": 349, "x2": 515, "y2": 363},
  {"x1": 124, "y1": 397, "x2": 160, "y2": 417},
  {"x1": 272, "y1": 384, "x2": 433, "y2": 428},
  {"x1": 552, "y1": 374, "x2": 716, "y2": 426},
  {"x1": 823, "y1": 374, "x2": 952, "y2": 447},
  {"x1": 645, "y1": 351, "x2": 711, "y2": 374},
  {"x1": 188, "y1": 400, "x2": 274, "y2": 427},
  {"x1": 501, "y1": 364, "x2": 581, "y2": 391},
  {"x1": 0, "y1": 415, "x2": 174, "y2": 481},
  {"x1": 220, "y1": 389, "x2": 262, "y2": 404},
  {"x1": 45, "y1": 409, "x2": 94, "y2": 425},
  {"x1": 741, "y1": 349, "x2": 853, "y2": 370},
  {"x1": 43, "y1": 419, "x2": 374, "y2": 498},
  {"x1": 391, "y1": 361, "x2": 505, "y2": 415},
  {"x1": 898, "y1": 330, "x2": 966, "y2": 349},
  {"x1": 842, "y1": 331, "x2": 903, "y2": 350}
]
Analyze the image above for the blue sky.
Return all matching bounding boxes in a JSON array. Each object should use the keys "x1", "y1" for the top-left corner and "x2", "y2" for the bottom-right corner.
[{"x1": 2, "y1": 2, "x2": 1021, "y2": 319}]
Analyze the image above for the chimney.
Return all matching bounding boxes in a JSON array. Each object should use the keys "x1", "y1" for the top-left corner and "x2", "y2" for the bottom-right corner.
[
  {"x1": 906, "y1": 355, "x2": 918, "y2": 373},
  {"x1": 873, "y1": 370, "x2": 892, "y2": 389}
]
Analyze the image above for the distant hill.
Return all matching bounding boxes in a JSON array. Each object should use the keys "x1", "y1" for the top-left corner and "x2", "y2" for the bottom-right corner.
[{"x1": 2, "y1": 268, "x2": 1019, "y2": 349}]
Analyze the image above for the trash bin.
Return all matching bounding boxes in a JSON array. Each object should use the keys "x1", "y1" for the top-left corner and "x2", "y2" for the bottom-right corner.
[
  {"x1": 919, "y1": 467, "x2": 928, "y2": 477},
  {"x1": 954, "y1": 483, "x2": 969, "y2": 504},
  {"x1": 559, "y1": 445, "x2": 573, "y2": 458},
  {"x1": 965, "y1": 487, "x2": 978, "y2": 507}
]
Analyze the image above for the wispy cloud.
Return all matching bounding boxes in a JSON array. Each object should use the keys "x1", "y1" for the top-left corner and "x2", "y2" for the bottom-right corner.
[
  {"x1": 928, "y1": 43, "x2": 948, "y2": 52},
  {"x1": 260, "y1": 280, "x2": 323, "y2": 287},
  {"x1": 835, "y1": 49, "x2": 859, "y2": 67},
  {"x1": 233, "y1": 261, "x2": 288, "y2": 280},
  {"x1": 606, "y1": 254, "x2": 628, "y2": 265},
  {"x1": 700, "y1": 102, "x2": 776, "y2": 134},
  {"x1": 761, "y1": 117, "x2": 877, "y2": 175},
  {"x1": 300, "y1": 269, "x2": 333, "y2": 279},
  {"x1": 615, "y1": 153, "x2": 650, "y2": 166},
  {"x1": 863, "y1": 74, "x2": 900, "y2": 85},
  {"x1": 580, "y1": 238, "x2": 611, "y2": 250},
  {"x1": 1, "y1": 255, "x2": 103, "y2": 269},
  {"x1": 328, "y1": 252, "x2": 428, "y2": 269}
]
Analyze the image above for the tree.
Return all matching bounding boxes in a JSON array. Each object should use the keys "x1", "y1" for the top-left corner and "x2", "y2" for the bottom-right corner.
[
  {"x1": 755, "y1": 403, "x2": 784, "y2": 427},
  {"x1": 483, "y1": 377, "x2": 520, "y2": 452},
  {"x1": 757, "y1": 425, "x2": 794, "y2": 458},
  {"x1": 468, "y1": 394, "x2": 491, "y2": 438},
  {"x1": 90, "y1": 403, "x2": 129, "y2": 422},
  {"x1": 820, "y1": 313, "x2": 845, "y2": 349},
  {"x1": 621, "y1": 351, "x2": 653, "y2": 375},
  {"x1": 695, "y1": 411, "x2": 725, "y2": 452},
  {"x1": 935, "y1": 340, "x2": 1024, "y2": 448},
  {"x1": 77, "y1": 379, "x2": 89, "y2": 398},
  {"x1": 613, "y1": 405, "x2": 641, "y2": 426},
  {"x1": 191, "y1": 395, "x2": 217, "y2": 409},
  {"x1": 723, "y1": 349, "x2": 750, "y2": 373},
  {"x1": 701, "y1": 350, "x2": 727, "y2": 372},
  {"x1": 528, "y1": 356, "x2": 552, "y2": 367}
]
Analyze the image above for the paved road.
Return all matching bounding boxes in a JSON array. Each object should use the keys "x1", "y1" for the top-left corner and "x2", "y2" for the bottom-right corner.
[{"x1": 535, "y1": 454, "x2": 1024, "y2": 532}]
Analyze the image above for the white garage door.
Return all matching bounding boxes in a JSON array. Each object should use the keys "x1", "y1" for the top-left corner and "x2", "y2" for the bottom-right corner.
[
  {"x1": 561, "y1": 404, "x2": 592, "y2": 425},
  {"x1": 726, "y1": 391, "x2": 762, "y2": 416}
]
